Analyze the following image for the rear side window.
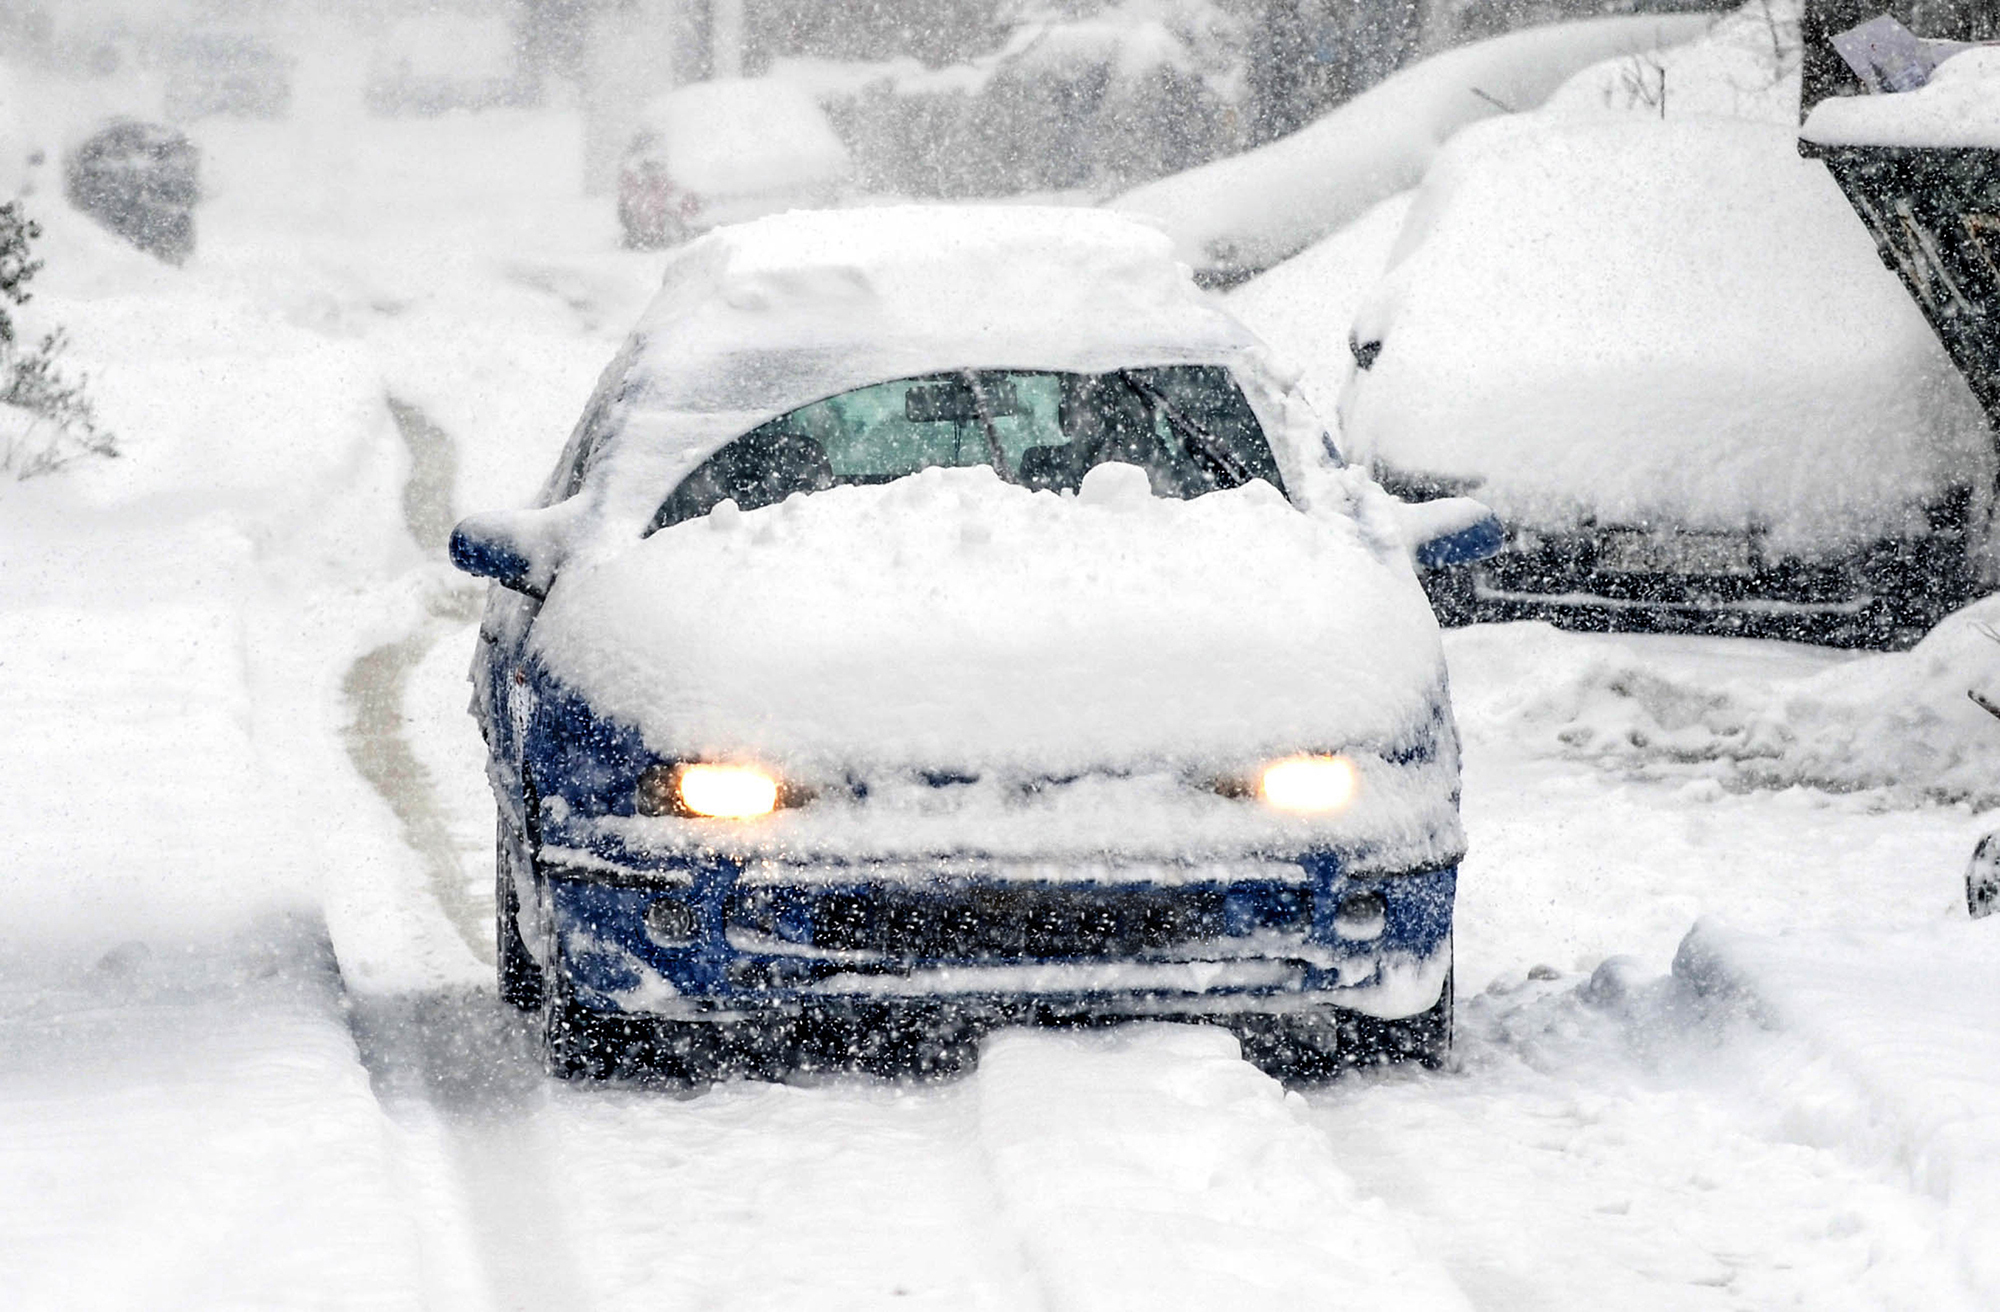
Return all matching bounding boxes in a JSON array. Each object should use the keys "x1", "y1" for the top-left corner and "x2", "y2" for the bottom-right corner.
[
  {"x1": 649, "y1": 365, "x2": 1284, "y2": 533},
  {"x1": 540, "y1": 335, "x2": 644, "y2": 507}
]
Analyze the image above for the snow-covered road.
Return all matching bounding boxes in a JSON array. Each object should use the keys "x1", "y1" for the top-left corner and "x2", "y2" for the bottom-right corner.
[{"x1": 4, "y1": 45, "x2": 1999, "y2": 1309}]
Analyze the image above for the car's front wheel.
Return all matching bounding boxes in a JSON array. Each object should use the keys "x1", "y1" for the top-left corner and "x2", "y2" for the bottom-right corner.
[
  {"x1": 495, "y1": 817, "x2": 543, "y2": 1011},
  {"x1": 538, "y1": 941, "x2": 751, "y2": 1083}
]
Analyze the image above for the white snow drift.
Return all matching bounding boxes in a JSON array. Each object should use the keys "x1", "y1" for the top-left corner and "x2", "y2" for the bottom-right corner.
[
  {"x1": 1109, "y1": 12, "x2": 1712, "y2": 278},
  {"x1": 1806, "y1": 46, "x2": 2000, "y2": 149}
]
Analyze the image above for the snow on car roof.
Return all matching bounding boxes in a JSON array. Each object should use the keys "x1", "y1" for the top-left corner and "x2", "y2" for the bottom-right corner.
[
  {"x1": 1803, "y1": 47, "x2": 2000, "y2": 149},
  {"x1": 633, "y1": 78, "x2": 850, "y2": 198},
  {"x1": 573, "y1": 205, "x2": 1319, "y2": 546}
]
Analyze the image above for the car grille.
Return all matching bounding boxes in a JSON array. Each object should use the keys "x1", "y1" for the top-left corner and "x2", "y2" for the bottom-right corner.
[{"x1": 725, "y1": 881, "x2": 1312, "y2": 963}]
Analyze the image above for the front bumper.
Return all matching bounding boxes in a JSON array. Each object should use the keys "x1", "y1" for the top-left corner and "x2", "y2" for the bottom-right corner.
[
  {"x1": 539, "y1": 848, "x2": 1455, "y2": 1023},
  {"x1": 1426, "y1": 519, "x2": 1978, "y2": 649}
]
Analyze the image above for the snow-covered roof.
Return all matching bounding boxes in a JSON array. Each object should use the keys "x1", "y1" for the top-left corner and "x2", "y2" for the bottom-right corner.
[
  {"x1": 570, "y1": 205, "x2": 1328, "y2": 550},
  {"x1": 1803, "y1": 47, "x2": 2000, "y2": 149},
  {"x1": 632, "y1": 78, "x2": 850, "y2": 198}
]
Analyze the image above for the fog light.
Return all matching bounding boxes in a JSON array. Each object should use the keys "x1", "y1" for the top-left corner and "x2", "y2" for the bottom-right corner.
[
  {"x1": 644, "y1": 897, "x2": 697, "y2": 945},
  {"x1": 1333, "y1": 889, "x2": 1386, "y2": 941}
]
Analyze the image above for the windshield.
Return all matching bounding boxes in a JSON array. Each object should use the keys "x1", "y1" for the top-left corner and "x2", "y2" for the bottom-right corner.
[{"x1": 649, "y1": 365, "x2": 1285, "y2": 533}]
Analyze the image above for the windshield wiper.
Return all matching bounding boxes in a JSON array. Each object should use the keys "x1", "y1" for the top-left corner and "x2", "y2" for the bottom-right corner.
[
  {"x1": 963, "y1": 370, "x2": 1017, "y2": 484},
  {"x1": 1115, "y1": 370, "x2": 1253, "y2": 487}
]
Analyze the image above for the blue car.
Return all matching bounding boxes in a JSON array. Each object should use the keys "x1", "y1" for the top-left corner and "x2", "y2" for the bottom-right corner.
[{"x1": 449, "y1": 207, "x2": 1499, "y2": 1081}]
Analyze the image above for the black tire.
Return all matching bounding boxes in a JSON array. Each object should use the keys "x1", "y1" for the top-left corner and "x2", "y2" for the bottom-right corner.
[
  {"x1": 1234, "y1": 962, "x2": 1454, "y2": 1084},
  {"x1": 541, "y1": 967, "x2": 616, "y2": 1079},
  {"x1": 539, "y1": 942, "x2": 748, "y2": 1084},
  {"x1": 495, "y1": 817, "x2": 544, "y2": 1011}
]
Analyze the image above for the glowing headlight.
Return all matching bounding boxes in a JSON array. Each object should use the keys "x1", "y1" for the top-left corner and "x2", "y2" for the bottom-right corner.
[
  {"x1": 638, "y1": 762, "x2": 781, "y2": 819},
  {"x1": 1258, "y1": 755, "x2": 1358, "y2": 814}
]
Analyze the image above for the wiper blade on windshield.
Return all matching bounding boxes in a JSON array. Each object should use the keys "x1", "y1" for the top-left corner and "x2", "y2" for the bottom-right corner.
[{"x1": 1115, "y1": 370, "x2": 1253, "y2": 488}]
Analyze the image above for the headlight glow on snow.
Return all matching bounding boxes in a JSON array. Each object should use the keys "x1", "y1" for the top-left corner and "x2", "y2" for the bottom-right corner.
[
  {"x1": 1258, "y1": 755, "x2": 1358, "y2": 814},
  {"x1": 666, "y1": 763, "x2": 781, "y2": 819}
]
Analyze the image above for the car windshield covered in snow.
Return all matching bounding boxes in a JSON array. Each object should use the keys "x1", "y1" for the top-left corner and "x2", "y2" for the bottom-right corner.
[{"x1": 649, "y1": 365, "x2": 1286, "y2": 532}]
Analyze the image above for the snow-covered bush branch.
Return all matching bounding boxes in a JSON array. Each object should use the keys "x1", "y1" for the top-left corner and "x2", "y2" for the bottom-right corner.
[{"x1": 0, "y1": 201, "x2": 114, "y2": 478}]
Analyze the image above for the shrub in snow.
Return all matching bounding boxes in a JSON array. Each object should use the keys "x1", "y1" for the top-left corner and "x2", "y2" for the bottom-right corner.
[
  {"x1": 1543, "y1": 0, "x2": 1803, "y2": 123},
  {"x1": 0, "y1": 202, "x2": 114, "y2": 479},
  {"x1": 1109, "y1": 13, "x2": 1712, "y2": 279}
]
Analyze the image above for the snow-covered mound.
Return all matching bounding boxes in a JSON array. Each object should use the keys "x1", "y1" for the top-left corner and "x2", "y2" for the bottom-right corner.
[
  {"x1": 533, "y1": 463, "x2": 1443, "y2": 774},
  {"x1": 1805, "y1": 45, "x2": 2000, "y2": 148},
  {"x1": 1342, "y1": 113, "x2": 1991, "y2": 554},
  {"x1": 1107, "y1": 13, "x2": 1711, "y2": 278},
  {"x1": 633, "y1": 78, "x2": 850, "y2": 200},
  {"x1": 1450, "y1": 595, "x2": 2000, "y2": 804},
  {"x1": 1542, "y1": 0, "x2": 1803, "y2": 124}
]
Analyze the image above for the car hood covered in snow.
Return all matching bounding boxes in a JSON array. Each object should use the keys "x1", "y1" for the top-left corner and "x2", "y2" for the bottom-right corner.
[
  {"x1": 530, "y1": 464, "x2": 1459, "y2": 865},
  {"x1": 531, "y1": 464, "x2": 1444, "y2": 773}
]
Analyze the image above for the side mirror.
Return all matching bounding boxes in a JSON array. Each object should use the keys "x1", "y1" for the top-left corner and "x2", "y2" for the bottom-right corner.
[
  {"x1": 449, "y1": 510, "x2": 552, "y2": 599},
  {"x1": 1389, "y1": 495, "x2": 1504, "y2": 568}
]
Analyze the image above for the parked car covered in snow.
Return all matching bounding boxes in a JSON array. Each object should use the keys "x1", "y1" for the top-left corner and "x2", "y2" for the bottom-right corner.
[
  {"x1": 365, "y1": 12, "x2": 526, "y2": 118},
  {"x1": 64, "y1": 119, "x2": 200, "y2": 264},
  {"x1": 162, "y1": 30, "x2": 292, "y2": 121},
  {"x1": 616, "y1": 78, "x2": 850, "y2": 250},
  {"x1": 1340, "y1": 113, "x2": 1996, "y2": 648},
  {"x1": 448, "y1": 206, "x2": 1499, "y2": 1081}
]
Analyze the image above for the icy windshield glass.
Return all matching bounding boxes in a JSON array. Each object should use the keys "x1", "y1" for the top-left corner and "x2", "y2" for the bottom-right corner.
[{"x1": 649, "y1": 365, "x2": 1284, "y2": 533}]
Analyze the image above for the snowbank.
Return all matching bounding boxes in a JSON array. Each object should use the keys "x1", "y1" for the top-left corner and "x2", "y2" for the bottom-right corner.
[
  {"x1": 1446, "y1": 593, "x2": 2000, "y2": 805},
  {"x1": 1804, "y1": 46, "x2": 2000, "y2": 148},
  {"x1": 1107, "y1": 13, "x2": 1712, "y2": 278},
  {"x1": 534, "y1": 464, "x2": 1444, "y2": 774},
  {"x1": 1342, "y1": 113, "x2": 1991, "y2": 552},
  {"x1": 1674, "y1": 918, "x2": 2000, "y2": 1302},
  {"x1": 0, "y1": 917, "x2": 434, "y2": 1309},
  {"x1": 634, "y1": 78, "x2": 850, "y2": 200},
  {"x1": 1542, "y1": 0, "x2": 1804, "y2": 124}
]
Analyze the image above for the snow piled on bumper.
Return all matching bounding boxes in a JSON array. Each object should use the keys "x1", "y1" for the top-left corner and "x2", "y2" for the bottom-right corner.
[{"x1": 531, "y1": 464, "x2": 1447, "y2": 775}]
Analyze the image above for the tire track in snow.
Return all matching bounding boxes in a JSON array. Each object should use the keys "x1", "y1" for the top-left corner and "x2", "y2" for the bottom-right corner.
[
  {"x1": 342, "y1": 394, "x2": 487, "y2": 963},
  {"x1": 338, "y1": 392, "x2": 586, "y2": 1312},
  {"x1": 971, "y1": 1025, "x2": 1472, "y2": 1312}
]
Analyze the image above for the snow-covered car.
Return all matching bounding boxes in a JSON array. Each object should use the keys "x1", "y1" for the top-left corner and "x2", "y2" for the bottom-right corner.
[
  {"x1": 364, "y1": 13, "x2": 526, "y2": 118},
  {"x1": 162, "y1": 30, "x2": 292, "y2": 121},
  {"x1": 64, "y1": 119, "x2": 200, "y2": 265},
  {"x1": 448, "y1": 206, "x2": 1500, "y2": 1082},
  {"x1": 616, "y1": 78, "x2": 850, "y2": 250},
  {"x1": 1340, "y1": 113, "x2": 1996, "y2": 648}
]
